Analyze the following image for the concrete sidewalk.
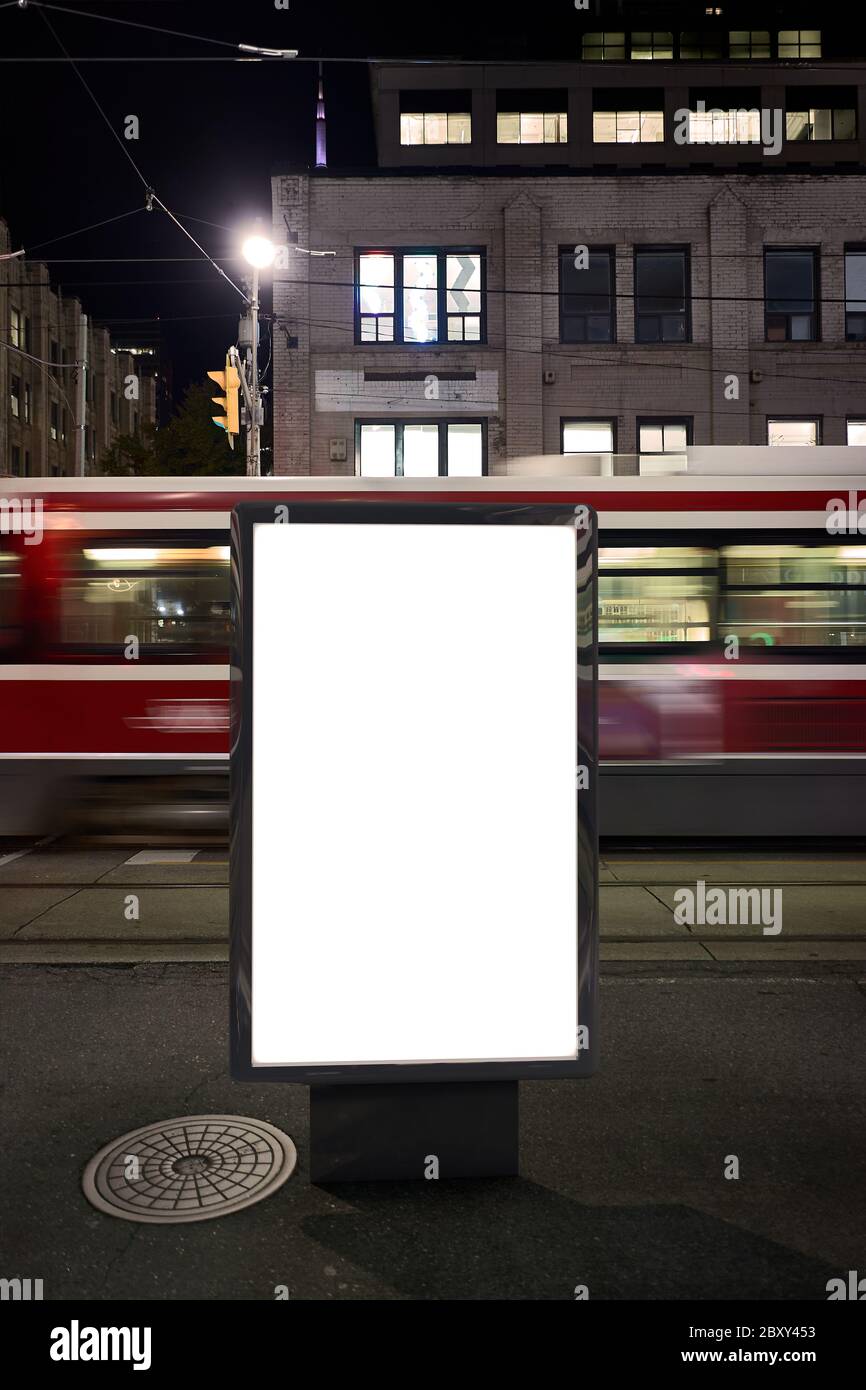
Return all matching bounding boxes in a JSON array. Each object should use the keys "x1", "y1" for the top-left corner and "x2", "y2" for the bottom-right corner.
[
  {"x1": 2, "y1": 961, "x2": 864, "y2": 1299},
  {"x1": 0, "y1": 843, "x2": 864, "y2": 963}
]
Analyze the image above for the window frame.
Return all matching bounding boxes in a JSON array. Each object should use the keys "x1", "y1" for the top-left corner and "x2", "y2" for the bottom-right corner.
[
  {"x1": 844, "y1": 244, "x2": 866, "y2": 342},
  {"x1": 636, "y1": 417, "x2": 694, "y2": 455},
  {"x1": 728, "y1": 30, "x2": 771, "y2": 60},
  {"x1": 847, "y1": 419, "x2": 866, "y2": 446},
  {"x1": 10, "y1": 375, "x2": 21, "y2": 419},
  {"x1": 582, "y1": 32, "x2": 626, "y2": 61},
  {"x1": 353, "y1": 418, "x2": 488, "y2": 478},
  {"x1": 785, "y1": 107, "x2": 857, "y2": 142},
  {"x1": 591, "y1": 108, "x2": 664, "y2": 143},
  {"x1": 560, "y1": 418, "x2": 618, "y2": 454},
  {"x1": 354, "y1": 246, "x2": 487, "y2": 347},
  {"x1": 633, "y1": 245, "x2": 692, "y2": 345},
  {"x1": 558, "y1": 244, "x2": 616, "y2": 345},
  {"x1": 765, "y1": 415, "x2": 822, "y2": 446},
  {"x1": 778, "y1": 29, "x2": 822, "y2": 59},
  {"x1": 764, "y1": 246, "x2": 820, "y2": 343},
  {"x1": 630, "y1": 31, "x2": 674, "y2": 61}
]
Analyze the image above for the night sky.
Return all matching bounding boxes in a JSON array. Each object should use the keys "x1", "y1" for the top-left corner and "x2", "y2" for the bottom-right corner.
[
  {"x1": 2, "y1": 1, "x2": 865, "y2": 407},
  {"x1": 0, "y1": 0, "x2": 556, "y2": 404}
]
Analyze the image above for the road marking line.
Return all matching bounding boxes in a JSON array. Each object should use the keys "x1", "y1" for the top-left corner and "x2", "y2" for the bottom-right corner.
[{"x1": 124, "y1": 850, "x2": 198, "y2": 865}]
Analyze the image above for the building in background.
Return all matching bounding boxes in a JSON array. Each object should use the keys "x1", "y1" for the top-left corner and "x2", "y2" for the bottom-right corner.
[
  {"x1": 0, "y1": 218, "x2": 157, "y2": 476},
  {"x1": 272, "y1": 8, "x2": 866, "y2": 475}
]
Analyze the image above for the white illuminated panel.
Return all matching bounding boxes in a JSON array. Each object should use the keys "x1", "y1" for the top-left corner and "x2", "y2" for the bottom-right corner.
[{"x1": 251, "y1": 522, "x2": 577, "y2": 1067}]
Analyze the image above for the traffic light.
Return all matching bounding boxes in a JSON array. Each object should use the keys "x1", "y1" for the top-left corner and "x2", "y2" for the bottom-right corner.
[{"x1": 207, "y1": 355, "x2": 241, "y2": 448}]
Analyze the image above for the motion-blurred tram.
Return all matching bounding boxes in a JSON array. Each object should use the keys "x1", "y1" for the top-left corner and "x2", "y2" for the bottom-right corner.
[{"x1": 1, "y1": 460, "x2": 864, "y2": 835}]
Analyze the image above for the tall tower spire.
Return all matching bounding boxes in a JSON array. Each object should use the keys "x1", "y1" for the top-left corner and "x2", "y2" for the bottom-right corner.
[{"x1": 315, "y1": 61, "x2": 327, "y2": 169}]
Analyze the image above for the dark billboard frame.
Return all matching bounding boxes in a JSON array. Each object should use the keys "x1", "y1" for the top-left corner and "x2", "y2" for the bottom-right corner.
[{"x1": 230, "y1": 498, "x2": 598, "y2": 1085}]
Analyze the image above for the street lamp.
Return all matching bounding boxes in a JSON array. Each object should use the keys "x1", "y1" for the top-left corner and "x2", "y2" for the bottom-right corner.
[{"x1": 241, "y1": 233, "x2": 276, "y2": 477}]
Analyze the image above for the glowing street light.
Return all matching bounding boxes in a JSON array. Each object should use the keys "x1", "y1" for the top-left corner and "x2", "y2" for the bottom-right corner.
[{"x1": 242, "y1": 235, "x2": 276, "y2": 270}]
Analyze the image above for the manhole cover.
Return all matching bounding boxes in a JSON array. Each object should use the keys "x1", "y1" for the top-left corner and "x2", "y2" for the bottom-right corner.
[{"x1": 82, "y1": 1115, "x2": 297, "y2": 1224}]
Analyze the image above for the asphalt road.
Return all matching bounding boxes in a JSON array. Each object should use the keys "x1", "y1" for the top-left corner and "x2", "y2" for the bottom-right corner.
[{"x1": 2, "y1": 961, "x2": 864, "y2": 1300}]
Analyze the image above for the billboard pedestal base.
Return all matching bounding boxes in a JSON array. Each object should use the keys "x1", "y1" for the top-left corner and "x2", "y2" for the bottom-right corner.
[{"x1": 309, "y1": 1080, "x2": 519, "y2": 1183}]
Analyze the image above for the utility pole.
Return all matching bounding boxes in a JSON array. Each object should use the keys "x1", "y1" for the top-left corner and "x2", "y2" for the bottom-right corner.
[
  {"x1": 247, "y1": 264, "x2": 261, "y2": 478},
  {"x1": 75, "y1": 311, "x2": 87, "y2": 477}
]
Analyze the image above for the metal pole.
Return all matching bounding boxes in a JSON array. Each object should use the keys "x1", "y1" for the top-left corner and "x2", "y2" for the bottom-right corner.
[
  {"x1": 75, "y1": 311, "x2": 87, "y2": 478},
  {"x1": 248, "y1": 265, "x2": 260, "y2": 478}
]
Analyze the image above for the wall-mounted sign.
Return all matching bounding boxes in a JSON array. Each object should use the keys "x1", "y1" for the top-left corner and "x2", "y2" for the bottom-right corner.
[{"x1": 231, "y1": 499, "x2": 598, "y2": 1084}]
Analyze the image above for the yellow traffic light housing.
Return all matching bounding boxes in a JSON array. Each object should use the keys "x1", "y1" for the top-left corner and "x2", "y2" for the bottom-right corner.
[{"x1": 207, "y1": 355, "x2": 241, "y2": 447}]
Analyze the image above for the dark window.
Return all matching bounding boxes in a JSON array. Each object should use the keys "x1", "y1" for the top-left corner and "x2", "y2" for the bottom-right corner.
[
  {"x1": 356, "y1": 248, "x2": 485, "y2": 346},
  {"x1": 679, "y1": 32, "x2": 725, "y2": 59},
  {"x1": 559, "y1": 247, "x2": 614, "y2": 343},
  {"x1": 23, "y1": 383, "x2": 31, "y2": 424},
  {"x1": 50, "y1": 401, "x2": 59, "y2": 441},
  {"x1": 110, "y1": 391, "x2": 118, "y2": 424},
  {"x1": 765, "y1": 249, "x2": 818, "y2": 342},
  {"x1": 10, "y1": 446, "x2": 21, "y2": 475},
  {"x1": 23, "y1": 317, "x2": 31, "y2": 354},
  {"x1": 24, "y1": 450, "x2": 30, "y2": 476},
  {"x1": 634, "y1": 247, "x2": 690, "y2": 343},
  {"x1": 50, "y1": 340, "x2": 59, "y2": 365},
  {"x1": 845, "y1": 247, "x2": 866, "y2": 341},
  {"x1": 355, "y1": 420, "x2": 486, "y2": 477}
]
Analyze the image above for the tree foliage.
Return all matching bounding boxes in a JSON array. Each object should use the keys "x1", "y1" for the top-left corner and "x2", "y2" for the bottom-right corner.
[{"x1": 100, "y1": 380, "x2": 243, "y2": 476}]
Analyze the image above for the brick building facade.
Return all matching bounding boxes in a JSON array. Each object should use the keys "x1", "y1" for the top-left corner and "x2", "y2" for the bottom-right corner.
[
  {"x1": 0, "y1": 218, "x2": 157, "y2": 477},
  {"x1": 272, "y1": 30, "x2": 866, "y2": 475}
]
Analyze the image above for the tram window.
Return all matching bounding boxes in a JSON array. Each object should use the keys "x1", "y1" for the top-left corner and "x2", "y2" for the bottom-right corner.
[
  {"x1": 721, "y1": 545, "x2": 866, "y2": 647},
  {"x1": 0, "y1": 547, "x2": 23, "y2": 652},
  {"x1": 599, "y1": 546, "x2": 717, "y2": 643},
  {"x1": 59, "y1": 543, "x2": 231, "y2": 653}
]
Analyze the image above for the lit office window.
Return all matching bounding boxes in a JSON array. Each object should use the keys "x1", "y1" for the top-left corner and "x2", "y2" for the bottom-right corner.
[
  {"x1": 358, "y1": 254, "x2": 395, "y2": 342},
  {"x1": 592, "y1": 110, "x2": 664, "y2": 142},
  {"x1": 765, "y1": 249, "x2": 818, "y2": 341},
  {"x1": 23, "y1": 383, "x2": 31, "y2": 425},
  {"x1": 50, "y1": 401, "x2": 59, "y2": 441},
  {"x1": 778, "y1": 30, "x2": 821, "y2": 58},
  {"x1": 356, "y1": 250, "x2": 484, "y2": 345},
  {"x1": 687, "y1": 108, "x2": 762, "y2": 142},
  {"x1": 497, "y1": 111, "x2": 567, "y2": 143},
  {"x1": 847, "y1": 421, "x2": 866, "y2": 446},
  {"x1": 10, "y1": 308, "x2": 21, "y2": 349},
  {"x1": 399, "y1": 93, "x2": 471, "y2": 146},
  {"x1": 631, "y1": 32, "x2": 674, "y2": 60},
  {"x1": 357, "y1": 421, "x2": 484, "y2": 477},
  {"x1": 767, "y1": 419, "x2": 819, "y2": 446},
  {"x1": 559, "y1": 247, "x2": 615, "y2": 343},
  {"x1": 582, "y1": 32, "x2": 626, "y2": 61},
  {"x1": 846, "y1": 248, "x2": 866, "y2": 340},
  {"x1": 10, "y1": 376, "x2": 20, "y2": 419},
  {"x1": 635, "y1": 248, "x2": 690, "y2": 343},
  {"x1": 786, "y1": 108, "x2": 857, "y2": 140},
  {"x1": 562, "y1": 420, "x2": 615, "y2": 453},
  {"x1": 403, "y1": 254, "x2": 439, "y2": 344},
  {"x1": 729, "y1": 31, "x2": 771, "y2": 59}
]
